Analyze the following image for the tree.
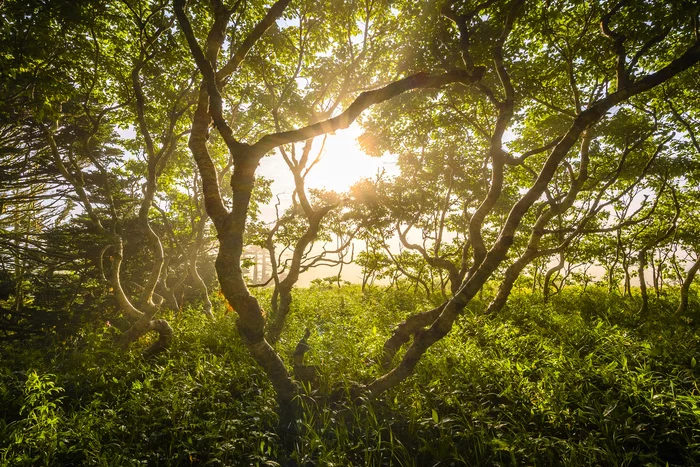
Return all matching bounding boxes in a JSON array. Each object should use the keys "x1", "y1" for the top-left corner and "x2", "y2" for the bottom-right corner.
[
  {"x1": 0, "y1": 0, "x2": 215, "y2": 352},
  {"x1": 374, "y1": 0, "x2": 700, "y2": 378},
  {"x1": 663, "y1": 73, "x2": 700, "y2": 314},
  {"x1": 173, "y1": 0, "x2": 482, "y2": 426},
  {"x1": 173, "y1": 0, "x2": 700, "y2": 427},
  {"x1": 253, "y1": 140, "x2": 358, "y2": 344}
]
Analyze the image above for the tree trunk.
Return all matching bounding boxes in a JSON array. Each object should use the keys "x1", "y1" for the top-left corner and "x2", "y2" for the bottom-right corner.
[
  {"x1": 487, "y1": 253, "x2": 533, "y2": 314},
  {"x1": 532, "y1": 265, "x2": 539, "y2": 294},
  {"x1": 651, "y1": 254, "x2": 660, "y2": 298},
  {"x1": 216, "y1": 162, "x2": 296, "y2": 427},
  {"x1": 160, "y1": 263, "x2": 181, "y2": 312},
  {"x1": 380, "y1": 302, "x2": 447, "y2": 369},
  {"x1": 110, "y1": 237, "x2": 173, "y2": 355},
  {"x1": 638, "y1": 249, "x2": 649, "y2": 315},
  {"x1": 371, "y1": 241, "x2": 510, "y2": 396},
  {"x1": 188, "y1": 232, "x2": 213, "y2": 319},
  {"x1": 623, "y1": 256, "x2": 632, "y2": 298},
  {"x1": 266, "y1": 284, "x2": 292, "y2": 345},
  {"x1": 543, "y1": 251, "x2": 565, "y2": 303},
  {"x1": 120, "y1": 316, "x2": 174, "y2": 356},
  {"x1": 677, "y1": 255, "x2": 700, "y2": 315}
]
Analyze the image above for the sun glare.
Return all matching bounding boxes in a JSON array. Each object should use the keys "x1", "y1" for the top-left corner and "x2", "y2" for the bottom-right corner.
[
  {"x1": 305, "y1": 124, "x2": 395, "y2": 192},
  {"x1": 257, "y1": 122, "x2": 395, "y2": 217}
]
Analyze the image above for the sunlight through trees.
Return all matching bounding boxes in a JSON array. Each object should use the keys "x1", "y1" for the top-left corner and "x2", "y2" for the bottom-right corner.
[{"x1": 2, "y1": 0, "x2": 700, "y2": 464}]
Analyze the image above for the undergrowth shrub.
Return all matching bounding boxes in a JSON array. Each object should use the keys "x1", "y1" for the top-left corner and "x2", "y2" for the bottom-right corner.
[{"x1": 0, "y1": 285, "x2": 698, "y2": 465}]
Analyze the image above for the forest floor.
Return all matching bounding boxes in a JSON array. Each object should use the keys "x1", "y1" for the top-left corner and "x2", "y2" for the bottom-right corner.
[{"x1": 1, "y1": 284, "x2": 700, "y2": 466}]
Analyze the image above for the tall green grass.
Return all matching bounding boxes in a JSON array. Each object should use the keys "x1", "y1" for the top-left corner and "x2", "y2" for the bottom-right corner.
[{"x1": 1, "y1": 284, "x2": 699, "y2": 465}]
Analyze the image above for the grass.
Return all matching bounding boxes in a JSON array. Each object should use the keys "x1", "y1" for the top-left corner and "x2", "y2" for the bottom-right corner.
[{"x1": 1, "y1": 284, "x2": 699, "y2": 465}]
